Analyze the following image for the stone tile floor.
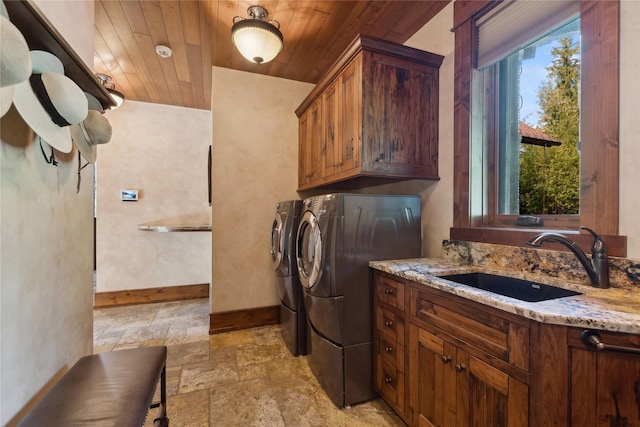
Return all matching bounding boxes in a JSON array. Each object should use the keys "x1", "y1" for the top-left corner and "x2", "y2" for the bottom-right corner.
[{"x1": 93, "y1": 299, "x2": 406, "y2": 427}]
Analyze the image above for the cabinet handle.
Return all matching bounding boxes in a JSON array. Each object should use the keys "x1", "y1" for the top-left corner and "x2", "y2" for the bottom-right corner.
[
  {"x1": 384, "y1": 288, "x2": 394, "y2": 295},
  {"x1": 384, "y1": 320, "x2": 393, "y2": 328},
  {"x1": 384, "y1": 377, "x2": 393, "y2": 384},
  {"x1": 455, "y1": 363, "x2": 466, "y2": 372},
  {"x1": 580, "y1": 330, "x2": 640, "y2": 356},
  {"x1": 385, "y1": 346, "x2": 393, "y2": 353},
  {"x1": 441, "y1": 355, "x2": 451, "y2": 364}
]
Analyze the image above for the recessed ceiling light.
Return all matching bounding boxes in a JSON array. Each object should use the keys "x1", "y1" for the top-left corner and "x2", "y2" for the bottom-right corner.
[{"x1": 155, "y1": 45, "x2": 172, "y2": 58}]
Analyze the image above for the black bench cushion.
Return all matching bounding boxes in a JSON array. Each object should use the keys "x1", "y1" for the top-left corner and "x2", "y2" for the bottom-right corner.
[{"x1": 18, "y1": 346, "x2": 167, "y2": 427}]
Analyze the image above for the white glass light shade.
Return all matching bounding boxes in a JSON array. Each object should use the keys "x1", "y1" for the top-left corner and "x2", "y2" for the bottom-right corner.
[{"x1": 232, "y1": 20, "x2": 283, "y2": 64}]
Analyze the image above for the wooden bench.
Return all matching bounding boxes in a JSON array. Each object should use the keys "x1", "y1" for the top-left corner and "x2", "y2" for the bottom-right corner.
[{"x1": 17, "y1": 346, "x2": 168, "y2": 427}]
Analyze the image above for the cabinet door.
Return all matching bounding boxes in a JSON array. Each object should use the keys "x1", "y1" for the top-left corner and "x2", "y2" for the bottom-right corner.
[
  {"x1": 410, "y1": 325, "x2": 528, "y2": 427},
  {"x1": 409, "y1": 325, "x2": 456, "y2": 427},
  {"x1": 298, "y1": 109, "x2": 310, "y2": 186},
  {"x1": 298, "y1": 98, "x2": 323, "y2": 187},
  {"x1": 323, "y1": 56, "x2": 361, "y2": 180},
  {"x1": 323, "y1": 80, "x2": 340, "y2": 177},
  {"x1": 456, "y1": 351, "x2": 528, "y2": 427},
  {"x1": 338, "y1": 55, "x2": 361, "y2": 174},
  {"x1": 571, "y1": 332, "x2": 640, "y2": 427},
  {"x1": 361, "y1": 52, "x2": 439, "y2": 178}
]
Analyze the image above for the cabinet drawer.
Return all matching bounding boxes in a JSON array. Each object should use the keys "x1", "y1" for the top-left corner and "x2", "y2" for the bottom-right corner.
[
  {"x1": 375, "y1": 357, "x2": 405, "y2": 412},
  {"x1": 376, "y1": 330, "x2": 404, "y2": 370},
  {"x1": 376, "y1": 274, "x2": 405, "y2": 311},
  {"x1": 410, "y1": 287, "x2": 529, "y2": 372},
  {"x1": 376, "y1": 305, "x2": 405, "y2": 344}
]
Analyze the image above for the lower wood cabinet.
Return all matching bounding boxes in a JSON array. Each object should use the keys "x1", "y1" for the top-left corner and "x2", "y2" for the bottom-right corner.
[
  {"x1": 373, "y1": 270, "x2": 640, "y2": 427},
  {"x1": 569, "y1": 329, "x2": 640, "y2": 426},
  {"x1": 374, "y1": 274, "x2": 408, "y2": 422},
  {"x1": 410, "y1": 325, "x2": 528, "y2": 426}
]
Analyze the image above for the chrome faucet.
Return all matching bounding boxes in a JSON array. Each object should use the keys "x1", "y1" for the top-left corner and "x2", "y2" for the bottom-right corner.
[{"x1": 526, "y1": 226, "x2": 610, "y2": 289}]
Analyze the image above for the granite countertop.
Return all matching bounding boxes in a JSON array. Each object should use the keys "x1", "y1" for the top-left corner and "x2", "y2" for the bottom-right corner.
[{"x1": 370, "y1": 258, "x2": 640, "y2": 334}]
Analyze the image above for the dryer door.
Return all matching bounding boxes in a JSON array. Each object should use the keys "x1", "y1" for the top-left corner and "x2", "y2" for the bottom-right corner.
[
  {"x1": 296, "y1": 210, "x2": 322, "y2": 290},
  {"x1": 271, "y1": 212, "x2": 284, "y2": 271}
]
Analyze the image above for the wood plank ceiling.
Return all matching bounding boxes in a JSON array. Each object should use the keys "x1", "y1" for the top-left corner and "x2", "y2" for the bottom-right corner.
[{"x1": 93, "y1": 1, "x2": 450, "y2": 111}]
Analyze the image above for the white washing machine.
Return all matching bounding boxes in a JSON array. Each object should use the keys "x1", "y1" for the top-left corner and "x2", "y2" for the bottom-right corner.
[{"x1": 271, "y1": 200, "x2": 307, "y2": 356}]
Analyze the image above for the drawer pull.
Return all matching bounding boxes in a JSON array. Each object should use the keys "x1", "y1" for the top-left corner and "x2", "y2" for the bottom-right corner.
[
  {"x1": 384, "y1": 320, "x2": 393, "y2": 328},
  {"x1": 580, "y1": 330, "x2": 640, "y2": 356},
  {"x1": 384, "y1": 377, "x2": 393, "y2": 384},
  {"x1": 384, "y1": 288, "x2": 394, "y2": 295},
  {"x1": 441, "y1": 355, "x2": 451, "y2": 364},
  {"x1": 455, "y1": 363, "x2": 466, "y2": 372},
  {"x1": 385, "y1": 346, "x2": 393, "y2": 353}
]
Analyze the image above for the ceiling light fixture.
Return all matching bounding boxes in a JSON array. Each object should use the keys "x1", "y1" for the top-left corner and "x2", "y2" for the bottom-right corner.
[
  {"x1": 231, "y1": 5, "x2": 283, "y2": 64},
  {"x1": 95, "y1": 73, "x2": 125, "y2": 109}
]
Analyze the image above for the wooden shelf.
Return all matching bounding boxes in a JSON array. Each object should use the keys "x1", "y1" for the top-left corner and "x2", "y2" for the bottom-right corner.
[{"x1": 4, "y1": 0, "x2": 116, "y2": 109}]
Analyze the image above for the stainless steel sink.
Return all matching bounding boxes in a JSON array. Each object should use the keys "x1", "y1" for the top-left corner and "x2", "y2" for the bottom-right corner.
[{"x1": 440, "y1": 273, "x2": 581, "y2": 302}]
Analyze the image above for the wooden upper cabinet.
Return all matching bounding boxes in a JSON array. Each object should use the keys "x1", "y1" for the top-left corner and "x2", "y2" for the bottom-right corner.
[
  {"x1": 337, "y1": 56, "x2": 361, "y2": 176},
  {"x1": 298, "y1": 97, "x2": 323, "y2": 187},
  {"x1": 361, "y1": 52, "x2": 440, "y2": 178},
  {"x1": 322, "y1": 80, "x2": 340, "y2": 178},
  {"x1": 296, "y1": 35, "x2": 443, "y2": 191}
]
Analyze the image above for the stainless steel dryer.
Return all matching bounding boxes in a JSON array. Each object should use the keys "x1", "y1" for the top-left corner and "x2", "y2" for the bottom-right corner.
[
  {"x1": 271, "y1": 200, "x2": 307, "y2": 356},
  {"x1": 296, "y1": 193, "x2": 421, "y2": 407}
]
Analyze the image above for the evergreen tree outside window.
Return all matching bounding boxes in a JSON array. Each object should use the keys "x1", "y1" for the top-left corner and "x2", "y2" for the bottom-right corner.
[
  {"x1": 452, "y1": 0, "x2": 622, "y2": 254},
  {"x1": 470, "y1": 7, "x2": 581, "y2": 221},
  {"x1": 520, "y1": 35, "x2": 581, "y2": 215}
]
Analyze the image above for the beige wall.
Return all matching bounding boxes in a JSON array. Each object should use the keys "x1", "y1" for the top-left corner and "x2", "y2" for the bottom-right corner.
[
  {"x1": 211, "y1": 67, "x2": 313, "y2": 312},
  {"x1": 405, "y1": 3, "x2": 455, "y2": 258},
  {"x1": 619, "y1": 0, "x2": 640, "y2": 258},
  {"x1": 32, "y1": 0, "x2": 95, "y2": 67},
  {"x1": 0, "y1": 1, "x2": 94, "y2": 423},
  {"x1": 96, "y1": 101, "x2": 211, "y2": 292}
]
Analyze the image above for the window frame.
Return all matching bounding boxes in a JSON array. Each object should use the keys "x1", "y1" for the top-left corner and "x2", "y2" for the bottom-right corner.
[{"x1": 451, "y1": 0, "x2": 626, "y2": 256}]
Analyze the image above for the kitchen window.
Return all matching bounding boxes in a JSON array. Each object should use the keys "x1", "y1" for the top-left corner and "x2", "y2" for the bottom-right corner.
[{"x1": 451, "y1": 0, "x2": 625, "y2": 256}]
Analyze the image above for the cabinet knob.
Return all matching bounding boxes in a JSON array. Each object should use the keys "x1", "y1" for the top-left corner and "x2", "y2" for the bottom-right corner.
[
  {"x1": 384, "y1": 288, "x2": 394, "y2": 295},
  {"x1": 384, "y1": 320, "x2": 393, "y2": 328},
  {"x1": 441, "y1": 355, "x2": 451, "y2": 364},
  {"x1": 384, "y1": 377, "x2": 393, "y2": 384},
  {"x1": 385, "y1": 346, "x2": 393, "y2": 353},
  {"x1": 455, "y1": 363, "x2": 466, "y2": 372}
]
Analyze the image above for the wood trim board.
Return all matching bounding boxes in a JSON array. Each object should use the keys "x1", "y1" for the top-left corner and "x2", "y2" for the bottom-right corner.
[
  {"x1": 94, "y1": 283, "x2": 209, "y2": 308},
  {"x1": 209, "y1": 306, "x2": 280, "y2": 335}
]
